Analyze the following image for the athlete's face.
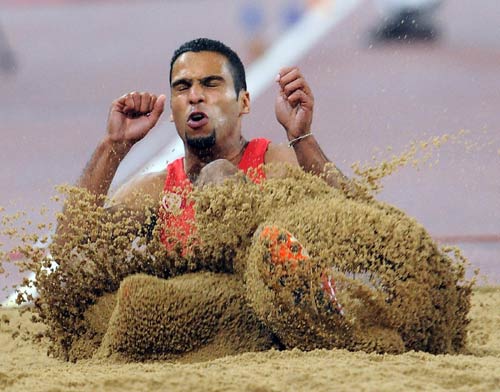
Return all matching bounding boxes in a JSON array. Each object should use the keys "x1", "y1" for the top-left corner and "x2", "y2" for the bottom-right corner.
[{"x1": 170, "y1": 51, "x2": 250, "y2": 151}]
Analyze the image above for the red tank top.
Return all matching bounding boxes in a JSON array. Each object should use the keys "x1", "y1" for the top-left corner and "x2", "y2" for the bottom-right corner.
[{"x1": 160, "y1": 138, "x2": 270, "y2": 249}]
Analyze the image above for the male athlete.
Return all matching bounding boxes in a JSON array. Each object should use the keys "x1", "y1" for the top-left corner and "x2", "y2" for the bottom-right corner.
[
  {"x1": 52, "y1": 39, "x2": 470, "y2": 359},
  {"x1": 51, "y1": 38, "x2": 468, "y2": 358},
  {"x1": 59, "y1": 38, "x2": 366, "y2": 358}
]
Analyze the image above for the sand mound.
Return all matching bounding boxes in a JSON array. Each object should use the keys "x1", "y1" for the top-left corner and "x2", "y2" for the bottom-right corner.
[{"x1": 0, "y1": 163, "x2": 471, "y2": 361}]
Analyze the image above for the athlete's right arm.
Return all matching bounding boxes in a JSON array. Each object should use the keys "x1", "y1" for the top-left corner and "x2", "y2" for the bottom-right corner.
[
  {"x1": 55, "y1": 92, "x2": 166, "y2": 243},
  {"x1": 78, "y1": 92, "x2": 166, "y2": 199}
]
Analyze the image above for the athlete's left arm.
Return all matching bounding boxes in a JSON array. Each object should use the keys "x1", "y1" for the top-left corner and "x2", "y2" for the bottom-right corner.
[{"x1": 274, "y1": 66, "x2": 352, "y2": 192}]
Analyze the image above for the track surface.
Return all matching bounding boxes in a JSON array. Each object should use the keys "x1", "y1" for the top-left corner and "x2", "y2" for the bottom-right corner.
[{"x1": 1, "y1": 0, "x2": 499, "y2": 298}]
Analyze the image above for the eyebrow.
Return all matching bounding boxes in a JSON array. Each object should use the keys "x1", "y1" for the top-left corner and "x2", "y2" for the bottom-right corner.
[
  {"x1": 201, "y1": 75, "x2": 225, "y2": 84},
  {"x1": 171, "y1": 75, "x2": 225, "y2": 88},
  {"x1": 171, "y1": 78, "x2": 190, "y2": 89}
]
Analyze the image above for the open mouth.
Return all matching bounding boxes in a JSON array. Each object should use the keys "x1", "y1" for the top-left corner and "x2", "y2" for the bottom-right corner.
[{"x1": 187, "y1": 111, "x2": 209, "y2": 129}]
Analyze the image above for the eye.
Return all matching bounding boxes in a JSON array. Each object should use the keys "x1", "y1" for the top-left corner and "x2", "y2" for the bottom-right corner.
[
  {"x1": 173, "y1": 81, "x2": 190, "y2": 92},
  {"x1": 204, "y1": 78, "x2": 222, "y2": 88}
]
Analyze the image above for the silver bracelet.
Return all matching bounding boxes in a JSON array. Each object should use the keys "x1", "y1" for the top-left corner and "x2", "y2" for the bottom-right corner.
[{"x1": 288, "y1": 132, "x2": 313, "y2": 147}]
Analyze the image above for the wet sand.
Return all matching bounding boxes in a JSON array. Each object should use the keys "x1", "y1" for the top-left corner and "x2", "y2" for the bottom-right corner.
[{"x1": 0, "y1": 286, "x2": 499, "y2": 392}]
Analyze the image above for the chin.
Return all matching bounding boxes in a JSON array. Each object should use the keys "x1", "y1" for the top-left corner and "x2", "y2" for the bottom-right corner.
[{"x1": 186, "y1": 129, "x2": 217, "y2": 150}]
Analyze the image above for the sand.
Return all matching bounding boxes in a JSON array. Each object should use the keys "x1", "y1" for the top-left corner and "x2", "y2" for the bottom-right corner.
[
  {"x1": 0, "y1": 286, "x2": 499, "y2": 392},
  {"x1": 1, "y1": 166, "x2": 471, "y2": 361},
  {"x1": 0, "y1": 138, "x2": 497, "y2": 390}
]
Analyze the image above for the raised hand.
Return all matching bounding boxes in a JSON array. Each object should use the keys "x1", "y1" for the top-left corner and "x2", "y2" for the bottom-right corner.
[
  {"x1": 107, "y1": 92, "x2": 166, "y2": 152},
  {"x1": 275, "y1": 67, "x2": 314, "y2": 140}
]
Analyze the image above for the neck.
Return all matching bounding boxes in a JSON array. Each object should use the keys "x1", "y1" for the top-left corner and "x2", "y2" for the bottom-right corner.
[{"x1": 184, "y1": 136, "x2": 248, "y2": 179}]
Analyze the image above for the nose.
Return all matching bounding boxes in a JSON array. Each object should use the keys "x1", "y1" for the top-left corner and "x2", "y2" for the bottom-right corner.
[{"x1": 188, "y1": 83, "x2": 205, "y2": 104}]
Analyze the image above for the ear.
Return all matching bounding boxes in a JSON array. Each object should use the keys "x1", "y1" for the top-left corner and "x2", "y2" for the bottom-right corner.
[{"x1": 239, "y1": 90, "x2": 250, "y2": 116}]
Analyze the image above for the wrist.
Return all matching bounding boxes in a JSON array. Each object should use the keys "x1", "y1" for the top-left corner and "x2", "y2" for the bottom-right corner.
[
  {"x1": 285, "y1": 125, "x2": 312, "y2": 142},
  {"x1": 288, "y1": 132, "x2": 313, "y2": 148},
  {"x1": 101, "y1": 137, "x2": 133, "y2": 158}
]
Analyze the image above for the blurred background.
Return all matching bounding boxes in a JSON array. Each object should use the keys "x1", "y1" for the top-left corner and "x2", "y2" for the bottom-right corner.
[{"x1": 1, "y1": 0, "x2": 499, "y2": 302}]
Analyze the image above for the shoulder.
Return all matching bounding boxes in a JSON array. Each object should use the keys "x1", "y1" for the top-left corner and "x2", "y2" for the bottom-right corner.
[
  {"x1": 263, "y1": 142, "x2": 299, "y2": 179},
  {"x1": 264, "y1": 142, "x2": 299, "y2": 166},
  {"x1": 110, "y1": 169, "x2": 167, "y2": 210}
]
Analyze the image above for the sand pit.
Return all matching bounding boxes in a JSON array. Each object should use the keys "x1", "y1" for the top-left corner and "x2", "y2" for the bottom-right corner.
[{"x1": 0, "y1": 286, "x2": 499, "y2": 391}]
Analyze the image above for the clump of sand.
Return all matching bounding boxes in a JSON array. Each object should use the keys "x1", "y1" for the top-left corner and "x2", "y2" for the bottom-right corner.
[{"x1": 94, "y1": 273, "x2": 276, "y2": 361}]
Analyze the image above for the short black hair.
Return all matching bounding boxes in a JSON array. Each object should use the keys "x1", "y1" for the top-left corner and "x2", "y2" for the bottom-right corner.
[{"x1": 169, "y1": 38, "x2": 247, "y2": 97}]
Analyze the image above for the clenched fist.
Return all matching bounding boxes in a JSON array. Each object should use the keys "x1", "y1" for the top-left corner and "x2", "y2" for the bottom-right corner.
[{"x1": 107, "y1": 91, "x2": 166, "y2": 153}]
